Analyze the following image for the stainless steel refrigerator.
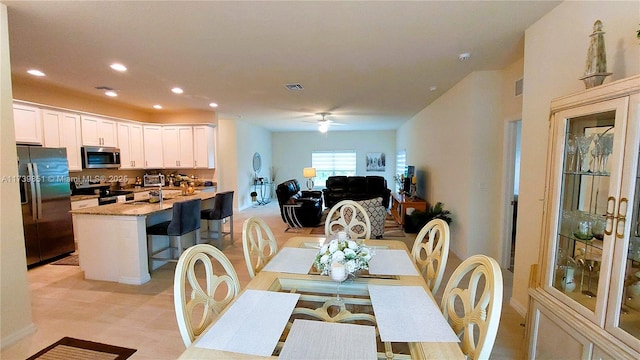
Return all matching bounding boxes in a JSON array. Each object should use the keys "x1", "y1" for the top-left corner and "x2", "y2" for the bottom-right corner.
[{"x1": 17, "y1": 146, "x2": 75, "y2": 266}]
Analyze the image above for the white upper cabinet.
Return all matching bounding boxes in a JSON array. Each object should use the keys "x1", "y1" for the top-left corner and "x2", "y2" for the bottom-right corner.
[
  {"x1": 81, "y1": 115, "x2": 117, "y2": 147},
  {"x1": 143, "y1": 125, "x2": 163, "y2": 169},
  {"x1": 117, "y1": 122, "x2": 144, "y2": 169},
  {"x1": 193, "y1": 125, "x2": 215, "y2": 169},
  {"x1": 162, "y1": 126, "x2": 194, "y2": 168},
  {"x1": 13, "y1": 103, "x2": 43, "y2": 145},
  {"x1": 42, "y1": 110, "x2": 83, "y2": 171}
]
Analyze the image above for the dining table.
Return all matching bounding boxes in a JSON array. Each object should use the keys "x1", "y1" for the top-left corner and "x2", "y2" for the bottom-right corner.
[{"x1": 177, "y1": 236, "x2": 464, "y2": 360}]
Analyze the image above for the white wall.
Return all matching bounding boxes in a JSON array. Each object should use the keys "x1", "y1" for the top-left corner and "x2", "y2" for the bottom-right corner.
[
  {"x1": 513, "y1": 1, "x2": 640, "y2": 313},
  {"x1": 234, "y1": 121, "x2": 273, "y2": 210},
  {"x1": 0, "y1": 3, "x2": 35, "y2": 348},
  {"x1": 397, "y1": 71, "x2": 505, "y2": 260},
  {"x1": 272, "y1": 130, "x2": 396, "y2": 190}
]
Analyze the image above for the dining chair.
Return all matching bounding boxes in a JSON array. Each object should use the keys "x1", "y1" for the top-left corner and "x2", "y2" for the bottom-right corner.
[
  {"x1": 242, "y1": 216, "x2": 278, "y2": 278},
  {"x1": 146, "y1": 198, "x2": 201, "y2": 272},
  {"x1": 174, "y1": 244, "x2": 241, "y2": 347},
  {"x1": 324, "y1": 199, "x2": 371, "y2": 240},
  {"x1": 440, "y1": 254, "x2": 503, "y2": 360},
  {"x1": 410, "y1": 219, "x2": 450, "y2": 293}
]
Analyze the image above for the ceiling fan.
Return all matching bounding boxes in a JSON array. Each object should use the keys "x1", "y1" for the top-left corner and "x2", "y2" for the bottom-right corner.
[{"x1": 306, "y1": 112, "x2": 344, "y2": 133}]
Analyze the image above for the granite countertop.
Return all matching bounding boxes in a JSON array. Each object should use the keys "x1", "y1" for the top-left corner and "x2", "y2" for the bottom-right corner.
[
  {"x1": 71, "y1": 194, "x2": 100, "y2": 202},
  {"x1": 127, "y1": 185, "x2": 216, "y2": 193},
  {"x1": 69, "y1": 191, "x2": 216, "y2": 216}
]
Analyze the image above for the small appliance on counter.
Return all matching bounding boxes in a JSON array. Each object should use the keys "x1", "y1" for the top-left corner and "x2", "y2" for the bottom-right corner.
[{"x1": 144, "y1": 173, "x2": 165, "y2": 187}]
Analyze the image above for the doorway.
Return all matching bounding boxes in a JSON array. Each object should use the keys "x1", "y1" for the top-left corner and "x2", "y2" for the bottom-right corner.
[{"x1": 502, "y1": 119, "x2": 521, "y2": 272}]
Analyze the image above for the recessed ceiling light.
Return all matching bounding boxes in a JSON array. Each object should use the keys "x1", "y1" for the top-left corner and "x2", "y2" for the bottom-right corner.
[
  {"x1": 171, "y1": 87, "x2": 184, "y2": 94},
  {"x1": 105, "y1": 91, "x2": 118, "y2": 97},
  {"x1": 209, "y1": 102, "x2": 218, "y2": 108},
  {"x1": 27, "y1": 69, "x2": 45, "y2": 77},
  {"x1": 153, "y1": 104, "x2": 162, "y2": 109},
  {"x1": 458, "y1": 52, "x2": 471, "y2": 61},
  {"x1": 429, "y1": 86, "x2": 438, "y2": 92},
  {"x1": 110, "y1": 63, "x2": 127, "y2": 72}
]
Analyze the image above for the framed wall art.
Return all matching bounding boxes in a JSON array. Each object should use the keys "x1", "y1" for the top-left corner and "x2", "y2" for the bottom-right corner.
[{"x1": 366, "y1": 152, "x2": 385, "y2": 171}]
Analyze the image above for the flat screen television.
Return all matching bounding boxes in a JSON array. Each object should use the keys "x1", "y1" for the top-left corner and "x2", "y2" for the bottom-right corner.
[{"x1": 403, "y1": 165, "x2": 415, "y2": 193}]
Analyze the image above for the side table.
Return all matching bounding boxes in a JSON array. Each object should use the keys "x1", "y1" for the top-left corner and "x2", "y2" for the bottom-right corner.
[
  {"x1": 390, "y1": 192, "x2": 427, "y2": 226},
  {"x1": 253, "y1": 181, "x2": 272, "y2": 205}
]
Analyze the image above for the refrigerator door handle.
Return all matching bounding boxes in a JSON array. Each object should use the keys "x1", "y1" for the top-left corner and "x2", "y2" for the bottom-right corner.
[
  {"x1": 27, "y1": 163, "x2": 38, "y2": 221},
  {"x1": 32, "y1": 163, "x2": 43, "y2": 219}
]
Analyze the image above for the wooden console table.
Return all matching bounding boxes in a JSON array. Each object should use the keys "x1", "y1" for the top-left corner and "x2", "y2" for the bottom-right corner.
[{"x1": 390, "y1": 192, "x2": 427, "y2": 226}]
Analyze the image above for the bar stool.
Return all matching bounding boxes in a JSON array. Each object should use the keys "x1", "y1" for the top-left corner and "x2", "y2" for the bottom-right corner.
[
  {"x1": 201, "y1": 191, "x2": 234, "y2": 248},
  {"x1": 147, "y1": 198, "x2": 201, "y2": 272}
]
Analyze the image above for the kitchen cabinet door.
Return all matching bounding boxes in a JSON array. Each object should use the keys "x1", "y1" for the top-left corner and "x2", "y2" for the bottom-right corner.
[
  {"x1": 162, "y1": 126, "x2": 194, "y2": 168},
  {"x1": 13, "y1": 103, "x2": 43, "y2": 145},
  {"x1": 118, "y1": 122, "x2": 144, "y2": 169},
  {"x1": 143, "y1": 125, "x2": 163, "y2": 168},
  {"x1": 193, "y1": 125, "x2": 215, "y2": 169},
  {"x1": 43, "y1": 109, "x2": 83, "y2": 171},
  {"x1": 81, "y1": 115, "x2": 117, "y2": 147}
]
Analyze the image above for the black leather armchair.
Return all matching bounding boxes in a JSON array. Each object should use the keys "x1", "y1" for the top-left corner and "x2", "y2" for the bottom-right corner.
[
  {"x1": 275, "y1": 179, "x2": 323, "y2": 228},
  {"x1": 322, "y1": 175, "x2": 391, "y2": 209}
]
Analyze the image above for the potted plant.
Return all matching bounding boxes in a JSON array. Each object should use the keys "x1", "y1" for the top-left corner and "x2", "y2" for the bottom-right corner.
[{"x1": 404, "y1": 201, "x2": 452, "y2": 233}]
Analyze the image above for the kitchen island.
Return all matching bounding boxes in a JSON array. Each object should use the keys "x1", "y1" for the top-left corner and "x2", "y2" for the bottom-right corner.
[{"x1": 70, "y1": 191, "x2": 216, "y2": 285}]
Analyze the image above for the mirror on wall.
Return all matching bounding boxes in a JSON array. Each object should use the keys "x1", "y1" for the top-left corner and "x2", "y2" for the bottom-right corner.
[{"x1": 253, "y1": 152, "x2": 262, "y2": 173}]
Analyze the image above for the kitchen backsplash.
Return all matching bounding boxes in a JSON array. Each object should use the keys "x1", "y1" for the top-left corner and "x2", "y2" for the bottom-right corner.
[{"x1": 70, "y1": 168, "x2": 216, "y2": 188}]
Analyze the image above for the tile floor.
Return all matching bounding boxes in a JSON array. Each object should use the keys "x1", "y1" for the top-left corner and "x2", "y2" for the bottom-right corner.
[{"x1": 1, "y1": 201, "x2": 525, "y2": 359}]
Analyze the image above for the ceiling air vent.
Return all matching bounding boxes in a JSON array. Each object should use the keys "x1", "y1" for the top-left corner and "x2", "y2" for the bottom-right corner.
[
  {"x1": 515, "y1": 78, "x2": 523, "y2": 97},
  {"x1": 284, "y1": 83, "x2": 304, "y2": 91}
]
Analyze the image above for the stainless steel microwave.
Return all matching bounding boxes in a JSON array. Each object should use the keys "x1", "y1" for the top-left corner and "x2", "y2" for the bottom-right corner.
[
  {"x1": 81, "y1": 146, "x2": 121, "y2": 169},
  {"x1": 144, "y1": 174, "x2": 165, "y2": 187}
]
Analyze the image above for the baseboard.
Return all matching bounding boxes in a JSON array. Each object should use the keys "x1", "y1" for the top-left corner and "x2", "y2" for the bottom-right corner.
[
  {"x1": 510, "y1": 296, "x2": 527, "y2": 317},
  {"x1": 0, "y1": 322, "x2": 36, "y2": 350}
]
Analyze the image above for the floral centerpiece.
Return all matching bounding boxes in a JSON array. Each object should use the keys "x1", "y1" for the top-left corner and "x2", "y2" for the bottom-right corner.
[{"x1": 314, "y1": 232, "x2": 373, "y2": 276}]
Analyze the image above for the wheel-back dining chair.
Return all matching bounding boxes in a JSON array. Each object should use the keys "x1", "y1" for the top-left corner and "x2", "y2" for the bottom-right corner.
[
  {"x1": 410, "y1": 219, "x2": 450, "y2": 293},
  {"x1": 324, "y1": 199, "x2": 371, "y2": 240},
  {"x1": 440, "y1": 254, "x2": 503, "y2": 360},
  {"x1": 242, "y1": 216, "x2": 278, "y2": 278},
  {"x1": 173, "y1": 244, "x2": 241, "y2": 347}
]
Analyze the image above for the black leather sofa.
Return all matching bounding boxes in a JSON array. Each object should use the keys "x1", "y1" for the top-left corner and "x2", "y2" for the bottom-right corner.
[
  {"x1": 275, "y1": 179, "x2": 323, "y2": 227},
  {"x1": 322, "y1": 176, "x2": 391, "y2": 209}
]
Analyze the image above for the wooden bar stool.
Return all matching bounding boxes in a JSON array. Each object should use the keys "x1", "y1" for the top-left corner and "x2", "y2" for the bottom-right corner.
[{"x1": 147, "y1": 198, "x2": 201, "y2": 272}]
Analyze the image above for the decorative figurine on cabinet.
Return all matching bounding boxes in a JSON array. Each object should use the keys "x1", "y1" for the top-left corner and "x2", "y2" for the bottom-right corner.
[{"x1": 580, "y1": 20, "x2": 612, "y2": 88}]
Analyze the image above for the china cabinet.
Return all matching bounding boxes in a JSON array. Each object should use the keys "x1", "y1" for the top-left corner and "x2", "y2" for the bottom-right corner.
[{"x1": 527, "y1": 75, "x2": 640, "y2": 359}]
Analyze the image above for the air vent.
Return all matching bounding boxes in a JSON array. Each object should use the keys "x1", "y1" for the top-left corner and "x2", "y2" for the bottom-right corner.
[
  {"x1": 515, "y1": 78, "x2": 523, "y2": 97},
  {"x1": 95, "y1": 85, "x2": 114, "y2": 91},
  {"x1": 284, "y1": 83, "x2": 304, "y2": 91}
]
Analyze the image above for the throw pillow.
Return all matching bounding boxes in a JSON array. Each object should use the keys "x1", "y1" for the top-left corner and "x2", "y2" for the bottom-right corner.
[{"x1": 356, "y1": 197, "x2": 386, "y2": 238}]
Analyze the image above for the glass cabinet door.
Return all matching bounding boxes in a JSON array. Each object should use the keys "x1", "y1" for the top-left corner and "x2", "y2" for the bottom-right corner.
[{"x1": 548, "y1": 97, "x2": 631, "y2": 325}]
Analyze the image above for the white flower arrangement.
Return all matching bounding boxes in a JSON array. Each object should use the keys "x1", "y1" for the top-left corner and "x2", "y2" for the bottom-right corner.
[{"x1": 314, "y1": 236, "x2": 373, "y2": 276}]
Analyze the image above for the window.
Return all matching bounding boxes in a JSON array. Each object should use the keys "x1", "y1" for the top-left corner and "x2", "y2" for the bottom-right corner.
[
  {"x1": 311, "y1": 151, "x2": 357, "y2": 187},
  {"x1": 395, "y1": 149, "x2": 406, "y2": 192}
]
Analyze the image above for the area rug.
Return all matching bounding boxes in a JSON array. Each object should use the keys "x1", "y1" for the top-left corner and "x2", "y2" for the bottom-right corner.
[
  {"x1": 27, "y1": 337, "x2": 136, "y2": 360},
  {"x1": 51, "y1": 254, "x2": 79, "y2": 266}
]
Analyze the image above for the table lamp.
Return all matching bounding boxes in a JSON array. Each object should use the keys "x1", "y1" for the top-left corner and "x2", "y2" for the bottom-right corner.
[{"x1": 303, "y1": 167, "x2": 316, "y2": 190}]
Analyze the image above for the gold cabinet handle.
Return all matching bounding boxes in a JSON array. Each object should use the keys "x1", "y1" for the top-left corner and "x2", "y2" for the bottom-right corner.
[
  {"x1": 605, "y1": 196, "x2": 616, "y2": 236},
  {"x1": 617, "y1": 198, "x2": 628, "y2": 239}
]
